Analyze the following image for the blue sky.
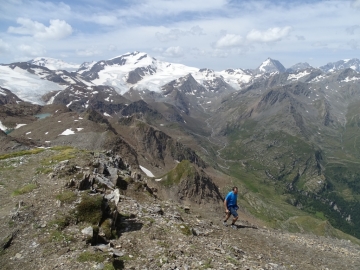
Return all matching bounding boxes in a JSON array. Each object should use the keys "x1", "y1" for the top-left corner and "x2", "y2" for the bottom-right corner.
[{"x1": 0, "y1": 0, "x2": 359, "y2": 70}]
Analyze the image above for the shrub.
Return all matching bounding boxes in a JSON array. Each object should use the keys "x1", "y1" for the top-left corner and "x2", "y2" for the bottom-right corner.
[
  {"x1": 101, "y1": 218, "x2": 117, "y2": 239},
  {"x1": 76, "y1": 193, "x2": 103, "y2": 225}
]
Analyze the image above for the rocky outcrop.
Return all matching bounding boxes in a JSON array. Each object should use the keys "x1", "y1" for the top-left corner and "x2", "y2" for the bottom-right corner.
[
  {"x1": 120, "y1": 100, "x2": 161, "y2": 120},
  {"x1": 52, "y1": 85, "x2": 129, "y2": 114},
  {"x1": 0, "y1": 87, "x2": 23, "y2": 105},
  {"x1": 126, "y1": 66, "x2": 156, "y2": 84},
  {"x1": 131, "y1": 122, "x2": 206, "y2": 169},
  {"x1": 177, "y1": 167, "x2": 223, "y2": 204}
]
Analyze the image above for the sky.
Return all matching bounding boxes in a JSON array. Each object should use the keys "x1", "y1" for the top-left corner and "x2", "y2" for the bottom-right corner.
[{"x1": 0, "y1": 0, "x2": 359, "y2": 70}]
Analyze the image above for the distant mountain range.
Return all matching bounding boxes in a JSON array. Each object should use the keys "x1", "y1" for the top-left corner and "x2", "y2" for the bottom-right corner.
[{"x1": 1, "y1": 51, "x2": 359, "y2": 106}]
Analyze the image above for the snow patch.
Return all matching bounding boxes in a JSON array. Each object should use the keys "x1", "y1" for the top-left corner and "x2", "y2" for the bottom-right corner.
[
  {"x1": 59, "y1": 128, "x2": 75, "y2": 136},
  {"x1": 342, "y1": 76, "x2": 360, "y2": 83},
  {"x1": 139, "y1": 165, "x2": 155, "y2": 177},
  {"x1": 15, "y1": 124, "x2": 27, "y2": 129},
  {"x1": 287, "y1": 70, "x2": 310, "y2": 81},
  {"x1": 0, "y1": 121, "x2": 8, "y2": 131}
]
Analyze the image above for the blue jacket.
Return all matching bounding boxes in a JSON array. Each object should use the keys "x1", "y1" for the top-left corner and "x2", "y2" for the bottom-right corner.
[{"x1": 225, "y1": 191, "x2": 237, "y2": 208}]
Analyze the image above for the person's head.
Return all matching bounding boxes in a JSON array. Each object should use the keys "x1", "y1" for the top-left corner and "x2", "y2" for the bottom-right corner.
[{"x1": 232, "y1": 186, "x2": 238, "y2": 194}]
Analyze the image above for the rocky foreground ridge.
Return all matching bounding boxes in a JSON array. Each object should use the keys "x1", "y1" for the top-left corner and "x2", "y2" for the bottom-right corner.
[{"x1": 1, "y1": 147, "x2": 360, "y2": 270}]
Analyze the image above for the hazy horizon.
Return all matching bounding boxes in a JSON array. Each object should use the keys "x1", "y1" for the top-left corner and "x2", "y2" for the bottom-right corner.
[{"x1": 0, "y1": 0, "x2": 359, "y2": 70}]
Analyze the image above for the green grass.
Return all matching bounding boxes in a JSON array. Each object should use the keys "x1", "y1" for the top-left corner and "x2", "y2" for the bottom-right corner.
[
  {"x1": 0, "y1": 148, "x2": 45, "y2": 160},
  {"x1": 36, "y1": 167, "x2": 53, "y2": 174},
  {"x1": 177, "y1": 224, "x2": 192, "y2": 236},
  {"x1": 49, "y1": 215, "x2": 72, "y2": 230},
  {"x1": 103, "y1": 261, "x2": 125, "y2": 270},
  {"x1": 161, "y1": 160, "x2": 195, "y2": 187},
  {"x1": 41, "y1": 147, "x2": 78, "y2": 166},
  {"x1": 51, "y1": 230, "x2": 74, "y2": 243},
  {"x1": 315, "y1": 211, "x2": 326, "y2": 220},
  {"x1": 282, "y1": 215, "x2": 360, "y2": 243},
  {"x1": 50, "y1": 146, "x2": 75, "y2": 151},
  {"x1": 77, "y1": 251, "x2": 107, "y2": 263},
  {"x1": 56, "y1": 191, "x2": 77, "y2": 204},
  {"x1": 12, "y1": 183, "x2": 37, "y2": 196}
]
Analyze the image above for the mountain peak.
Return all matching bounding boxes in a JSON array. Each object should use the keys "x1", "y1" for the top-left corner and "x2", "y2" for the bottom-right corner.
[
  {"x1": 28, "y1": 57, "x2": 80, "y2": 71},
  {"x1": 107, "y1": 51, "x2": 155, "y2": 68},
  {"x1": 256, "y1": 58, "x2": 286, "y2": 74}
]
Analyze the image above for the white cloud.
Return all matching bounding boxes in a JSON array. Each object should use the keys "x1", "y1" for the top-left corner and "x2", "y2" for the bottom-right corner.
[
  {"x1": 296, "y1": 35, "x2": 305, "y2": 41},
  {"x1": 152, "y1": 47, "x2": 164, "y2": 53},
  {"x1": 346, "y1": 25, "x2": 360, "y2": 35},
  {"x1": 8, "y1": 18, "x2": 72, "y2": 40},
  {"x1": 352, "y1": 0, "x2": 360, "y2": 8},
  {"x1": 17, "y1": 43, "x2": 46, "y2": 57},
  {"x1": 156, "y1": 25, "x2": 205, "y2": 42},
  {"x1": 0, "y1": 0, "x2": 358, "y2": 69},
  {"x1": 156, "y1": 29, "x2": 183, "y2": 42},
  {"x1": 211, "y1": 49, "x2": 229, "y2": 58},
  {"x1": 311, "y1": 41, "x2": 327, "y2": 48},
  {"x1": 190, "y1": 47, "x2": 206, "y2": 57},
  {"x1": 0, "y1": 39, "x2": 10, "y2": 54},
  {"x1": 162, "y1": 46, "x2": 184, "y2": 58},
  {"x1": 76, "y1": 48, "x2": 101, "y2": 57},
  {"x1": 348, "y1": 39, "x2": 359, "y2": 50},
  {"x1": 189, "y1": 26, "x2": 205, "y2": 36},
  {"x1": 92, "y1": 14, "x2": 119, "y2": 26},
  {"x1": 246, "y1": 26, "x2": 292, "y2": 43},
  {"x1": 120, "y1": 0, "x2": 228, "y2": 18},
  {"x1": 108, "y1": 44, "x2": 118, "y2": 51},
  {"x1": 215, "y1": 34, "x2": 243, "y2": 48}
]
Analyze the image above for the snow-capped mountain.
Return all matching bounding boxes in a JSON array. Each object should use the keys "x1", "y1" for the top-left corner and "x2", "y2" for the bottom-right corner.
[
  {"x1": 80, "y1": 51, "x2": 253, "y2": 94},
  {"x1": 320, "y1": 58, "x2": 360, "y2": 73},
  {"x1": 1, "y1": 52, "x2": 360, "y2": 107},
  {"x1": 287, "y1": 62, "x2": 312, "y2": 72},
  {"x1": 28, "y1": 57, "x2": 80, "y2": 72},
  {"x1": 0, "y1": 64, "x2": 66, "y2": 104},
  {"x1": 255, "y1": 58, "x2": 286, "y2": 74},
  {"x1": 81, "y1": 51, "x2": 199, "y2": 94},
  {"x1": 77, "y1": 61, "x2": 97, "y2": 74},
  {"x1": 0, "y1": 61, "x2": 95, "y2": 104}
]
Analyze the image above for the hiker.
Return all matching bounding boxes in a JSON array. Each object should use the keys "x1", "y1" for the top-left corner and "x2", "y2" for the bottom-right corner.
[{"x1": 223, "y1": 186, "x2": 239, "y2": 229}]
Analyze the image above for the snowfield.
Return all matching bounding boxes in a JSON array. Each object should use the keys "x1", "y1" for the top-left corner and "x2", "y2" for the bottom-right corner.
[
  {"x1": 92, "y1": 52, "x2": 252, "y2": 94},
  {"x1": 0, "y1": 65, "x2": 66, "y2": 104}
]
